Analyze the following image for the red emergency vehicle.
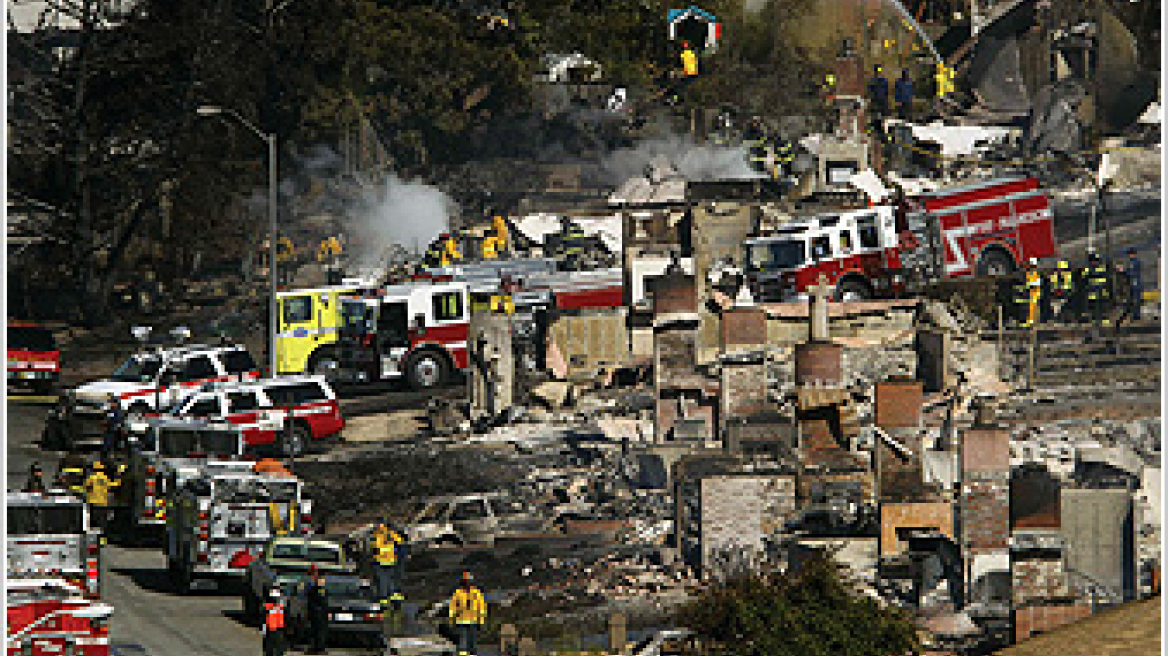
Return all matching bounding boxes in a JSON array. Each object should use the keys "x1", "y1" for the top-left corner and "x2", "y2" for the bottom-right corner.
[
  {"x1": 129, "y1": 376, "x2": 344, "y2": 457},
  {"x1": 7, "y1": 492, "x2": 102, "y2": 599},
  {"x1": 336, "y1": 282, "x2": 470, "y2": 389},
  {"x1": 7, "y1": 322, "x2": 61, "y2": 395},
  {"x1": 744, "y1": 177, "x2": 1057, "y2": 301},
  {"x1": 6, "y1": 579, "x2": 112, "y2": 656}
]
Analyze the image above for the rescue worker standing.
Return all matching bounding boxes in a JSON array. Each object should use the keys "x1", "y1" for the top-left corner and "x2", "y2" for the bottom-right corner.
[
  {"x1": 1024, "y1": 259, "x2": 1042, "y2": 327},
  {"x1": 103, "y1": 394, "x2": 124, "y2": 456},
  {"x1": 867, "y1": 66, "x2": 890, "y2": 121},
  {"x1": 680, "y1": 41, "x2": 698, "y2": 78},
  {"x1": 25, "y1": 463, "x2": 46, "y2": 493},
  {"x1": 1122, "y1": 247, "x2": 1143, "y2": 321},
  {"x1": 449, "y1": 572, "x2": 487, "y2": 656},
  {"x1": 559, "y1": 218, "x2": 587, "y2": 270},
  {"x1": 893, "y1": 69, "x2": 914, "y2": 121},
  {"x1": 1084, "y1": 251, "x2": 1110, "y2": 328},
  {"x1": 84, "y1": 461, "x2": 119, "y2": 533},
  {"x1": 1012, "y1": 267, "x2": 1031, "y2": 326},
  {"x1": 1047, "y1": 259, "x2": 1074, "y2": 322},
  {"x1": 305, "y1": 565, "x2": 330, "y2": 654},
  {"x1": 264, "y1": 587, "x2": 288, "y2": 656},
  {"x1": 372, "y1": 519, "x2": 406, "y2": 606}
]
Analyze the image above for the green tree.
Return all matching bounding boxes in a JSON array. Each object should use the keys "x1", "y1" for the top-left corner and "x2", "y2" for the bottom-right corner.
[{"x1": 679, "y1": 555, "x2": 919, "y2": 656}]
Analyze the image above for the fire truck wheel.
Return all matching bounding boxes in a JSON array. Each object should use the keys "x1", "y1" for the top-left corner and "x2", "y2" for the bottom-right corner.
[
  {"x1": 406, "y1": 350, "x2": 448, "y2": 390},
  {"x1": 308, "y1": 351, "x2": 341, "y2": 378},
  {"x1": 834, "y1": 278, "x2": 872, "y2": 302},
  {"x1": 279, "y1": 423, "x2": 309, "y2": 458},
  {"x1": 976, "y1": 249, "x2": 1016, "y2": 277}
]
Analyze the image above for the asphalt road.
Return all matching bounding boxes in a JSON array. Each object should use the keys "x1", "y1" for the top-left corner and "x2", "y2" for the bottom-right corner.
[{"x1": 5, "y1": 398, "x2": 382, "y2": 656}]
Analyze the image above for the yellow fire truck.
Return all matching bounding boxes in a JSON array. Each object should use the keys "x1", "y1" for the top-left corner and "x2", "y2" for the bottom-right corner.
[{"x1": 276, "y1": 284, "x2": 371, "y2": 375}]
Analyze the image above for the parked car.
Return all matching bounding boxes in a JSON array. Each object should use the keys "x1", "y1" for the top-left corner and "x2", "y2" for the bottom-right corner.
[
  {"x1": 130, "y1": 375, "x2": 344, "y2": 457},
  {"x1": 408, "y1": 493, "x2": 549, "y2": 548},
  {"x1": 286, "y1": 573, "x2": 385, "y2": 648},
  {"x1": 243, "y1": 536, "x2": 354, "y2": 621}
]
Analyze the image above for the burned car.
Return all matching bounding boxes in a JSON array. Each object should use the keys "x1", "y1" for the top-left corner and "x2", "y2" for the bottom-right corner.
[{"x1": 408, "y1": 493, "x2": 549, "y2": 548}]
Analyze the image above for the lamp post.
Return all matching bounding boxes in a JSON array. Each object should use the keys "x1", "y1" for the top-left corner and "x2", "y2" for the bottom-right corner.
[{"x1": 197, "y1": 105, "x2": 279, "y2": 377}]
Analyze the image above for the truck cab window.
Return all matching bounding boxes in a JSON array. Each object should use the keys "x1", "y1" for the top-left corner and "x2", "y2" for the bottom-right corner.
[
  {"x1": 181, "y1": 356, "x2": 218, "y2": 382},
  {"x1": 283, "y1": 296, "x2": 312, "y2": 324},
  {"x1": 432, "y1": 292, "x2": 464, "y2": 322},
  {"x1": 811, "y1": 235, "x2": 832, "y2": 260},
  {"x1": 227, "y1": 392, "x2": 260, "y2": 412},
  {"x1": 378, "y1": 302, "x2": 409, "y2": 347},
  {"x1": 187, "y1": 398, "x2": 221, "y2": 417},
  {"x1": 857, "y1": 215, "x2": 881, "y2": 249}
]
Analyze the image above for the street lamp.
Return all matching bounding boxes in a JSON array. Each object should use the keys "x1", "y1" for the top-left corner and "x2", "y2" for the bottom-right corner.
[{"x1": 197, "y1": 105, "x2": 279, "y2": 377}]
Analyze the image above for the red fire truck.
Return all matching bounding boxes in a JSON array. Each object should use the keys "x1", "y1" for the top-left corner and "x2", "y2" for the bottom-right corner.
[
  {"x1": 6, "y1": 579, "x2": 113, "y2": 656},
  {"x1": 744, "y1": 177, "x2": 1057, "y2": 302},
  {"x1": 7, "y1": 322, "x2": 61, "y2": 395},
  {"x1": 7, "y1": 492, "x2": 102, "y2": 600},
  {"x1": 336, "y1": 281, "x2": 471, "y2": 389}
]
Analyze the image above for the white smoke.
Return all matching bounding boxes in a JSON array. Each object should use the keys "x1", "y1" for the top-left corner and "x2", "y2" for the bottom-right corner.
[
  {"x1": 744, "y1": 0, "x2": 769, "y2": 14},
  {"x1": 349, "y1": 174, "x2": 457, "y2": 266},
  {"x1": 601, "y1": 134, "x2": 764, "y2": 184}
]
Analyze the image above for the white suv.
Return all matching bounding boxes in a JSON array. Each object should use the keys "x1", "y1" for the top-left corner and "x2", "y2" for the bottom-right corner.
[
  {"x1": 132, "y1": 376, "x2": 344, "y2": 457},
  {"x1": 50, "y1": 344, "x2": 259, "y2": 450}
]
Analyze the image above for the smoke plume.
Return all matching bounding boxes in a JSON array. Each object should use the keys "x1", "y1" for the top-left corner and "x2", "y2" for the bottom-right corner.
[
  {"x1": 349, "y1": 173, "x2": 457, "y2": 266},
  {"x1": 600, "y1": 134, "x2": 763, "y2": 184}
]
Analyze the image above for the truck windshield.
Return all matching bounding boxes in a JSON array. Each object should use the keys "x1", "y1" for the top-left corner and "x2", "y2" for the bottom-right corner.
[
  {"x1": 324, "y1": 577, "x2": 375, "y2": 599},
  {"x1": 111, "y1": 355, "x2": 162, "y2": 382},
  {"x1": 214, "y1": 478, "x2": 299, "y2": 503},
  {"x1": 8, "y1": 505, "x2": 85, "y2": 535},
  {"x1": 270, "y1": 543, "x2": 341, "y2": 564},
  {"x1": 157, "y1": 427, "x2": 239, "y2": 456},
  {"x1": 746, "y1": 240, "x2": 805, "y2": 271}
]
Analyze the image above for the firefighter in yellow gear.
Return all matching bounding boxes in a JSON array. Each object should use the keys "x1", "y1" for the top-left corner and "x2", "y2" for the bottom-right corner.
[
  {"x1": 373, "y1": 521, "x2": 406, "y2": 605},
  {"x1": 489, "y1": 276, "x2": 518, "y2": 314},
  {"x1": 1084, "y1": 252, "x2": 1110, "y2": 327},
  {"x1": 317, "y1": 236, "x2": 343, "y2": 262},
  {"x1": 1023, "y1": 259, "x2": 1042, "y2": 327},
  {"x1": 423, "y1": 233, "x2": 463, "y2": 268},
  {"x1": 449, "y1": 572, "x2": 487, "y2": 656},
  {"x1": 85, "y1": 461, "x2": 120, "y2": 533},
  {"x1": 481, "y1": 216, "x2": 508, "y2": 260},
  {"x1": 680, "y1": 42, "x2": 698, "y2": 77},
  {"x1": 442, "y1": 234, "x2": 462, "y2": 267},
  {"x1": 1048, "y1": 259, "x2": 1074, "y2": 321}
]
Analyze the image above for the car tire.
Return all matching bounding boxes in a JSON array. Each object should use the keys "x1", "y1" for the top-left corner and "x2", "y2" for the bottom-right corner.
[
  {"x1": 834, "y1": 278, "x2": 872, "y2": 302},
  {"x1": 309, "y1": 351, "x2": 341, "y2": 379},
  {"x1": 405, "y1": 350, "x2": 448, "y2": 391},
  {"x1": 128, "y1": 402, "x2": 151, "y2": 416},
  {"x1": 279, "y1": 423, "x2": 310, "y2": 458},
  {"x1": 977, "y1": 249, "x2": 1016, "y2": 277}
]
